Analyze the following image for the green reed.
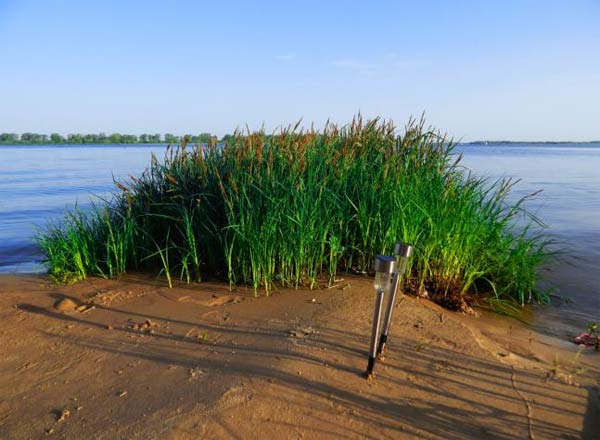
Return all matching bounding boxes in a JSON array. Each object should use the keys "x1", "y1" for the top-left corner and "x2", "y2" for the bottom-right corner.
[{"x1": 38, "y1": 116, "x2": 551, "y2": 307}]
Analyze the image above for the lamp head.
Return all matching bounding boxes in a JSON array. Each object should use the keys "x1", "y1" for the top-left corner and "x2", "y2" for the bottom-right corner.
[
  {"x1": 374, "y1": 255, "x2": 396, "y2": 274},
  {"x1": 393, "y1": 242, "x2": 414, "y2": 258},
  {"x1": 373, "y1": 255, "x2": 396, "y2": 292}
]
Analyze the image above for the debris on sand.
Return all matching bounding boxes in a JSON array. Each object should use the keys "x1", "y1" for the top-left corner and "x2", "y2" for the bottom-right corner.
[
  {"x1": 129, "y1": 319, "x2": 158, "y2": 333},
  {"x1": 56, "y1": 408, "x2": 70, "y2": 422},
  {"x1": 573, "y1": 332, "x2": 598, "y2": 348},
  {"x1": 188, "y1": 367, "x2": 205, "y2": 380},
  {"x1": 79, "y1": 304, "x2": 95, "y2": 314},
  {"x1": 289, "y1": 326, "x2": 318, "y2": 339},
  {"x1": 328, "y1": 281, "x2": 351, "y2": 290},
  {"x1": 198, "y1": 331, "x2": 211, "y2": 343},
  {"x1": 118, "y1": 390, "x2": 128, "y2": 397},
  {"x1": 184, "y1": 327, "x2": 213, "y2": 343}
]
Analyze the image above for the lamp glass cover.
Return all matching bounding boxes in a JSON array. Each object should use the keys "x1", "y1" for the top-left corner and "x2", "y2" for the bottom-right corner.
[
  {"x1": 395, "y1": 255, "x2": 409, "y2": 276},
  {"x1": 374, "y1": 271, "x2": 392, "y2": 292}
]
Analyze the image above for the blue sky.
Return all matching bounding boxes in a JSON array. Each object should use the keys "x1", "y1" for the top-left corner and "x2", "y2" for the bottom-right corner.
[{"x1": 1, "y1": 0, "x2": 599, "y2": 140}]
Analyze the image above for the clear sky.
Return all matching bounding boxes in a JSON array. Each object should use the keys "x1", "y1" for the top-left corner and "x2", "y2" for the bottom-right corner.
[{"x1": 1, "y1": 0, "x2": 599, "y2": 141}]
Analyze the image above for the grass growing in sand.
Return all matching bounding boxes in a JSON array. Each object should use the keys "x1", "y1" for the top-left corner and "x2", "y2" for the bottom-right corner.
[{"x1": 38, "y1": 116, "x2": 551, "y2": 308}]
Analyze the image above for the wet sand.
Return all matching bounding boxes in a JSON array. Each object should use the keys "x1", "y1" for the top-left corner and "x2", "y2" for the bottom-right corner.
[{"x1": 0, "y1": 274, "x2": 598, "y2": 439}]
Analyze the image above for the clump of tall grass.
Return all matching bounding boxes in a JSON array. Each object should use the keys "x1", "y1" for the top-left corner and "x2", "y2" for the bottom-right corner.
[{"x1": 38, "y1": 116, "x2": 551, "y2": 308}]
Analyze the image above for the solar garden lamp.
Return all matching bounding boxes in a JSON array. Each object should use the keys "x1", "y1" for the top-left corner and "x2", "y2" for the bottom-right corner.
[
  {"x1": 377, "y1": 242, "x2": 414, "y2": 358},
  {"x1": 366, "y1": 255, "x2": 396, "y2": 379}
]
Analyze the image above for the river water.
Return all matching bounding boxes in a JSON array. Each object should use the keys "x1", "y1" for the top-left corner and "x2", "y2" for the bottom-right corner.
[
  {"x1": 456, "y1": 143, "x2": 600, "y2": 337},
  {"x1": 0, "y1": 145, "x2": 166, "y2": 272},
  {"x1": 0, "y1": 143, "x2": 598, "y2": 338}
]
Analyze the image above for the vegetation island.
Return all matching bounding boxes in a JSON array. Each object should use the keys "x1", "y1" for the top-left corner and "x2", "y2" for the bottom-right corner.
[{"x1": 38, "y1": 116, "x2": 550, "y2": 314}]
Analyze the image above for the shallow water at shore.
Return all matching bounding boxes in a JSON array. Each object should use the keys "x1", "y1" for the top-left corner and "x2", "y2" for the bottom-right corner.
[
  {"x1": 0, "y1": 143, "x2": 598, "y2": 338},
  {"x1": 456, "y1": 143, "x2": 600, "y2": 337}
]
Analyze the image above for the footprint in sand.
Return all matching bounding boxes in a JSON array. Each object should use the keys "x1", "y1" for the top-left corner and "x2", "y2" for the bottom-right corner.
[
  {"x1": 205, "y1": 295, "x2": 243, "y2": 307},
  {"x1": 175, "y1": 294, "x2": 242, "y2": 307}
]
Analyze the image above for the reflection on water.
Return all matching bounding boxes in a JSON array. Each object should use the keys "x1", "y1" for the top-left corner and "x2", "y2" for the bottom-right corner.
[{"x1": 1, "y1": 143, "x2": 598, "y2": 336}]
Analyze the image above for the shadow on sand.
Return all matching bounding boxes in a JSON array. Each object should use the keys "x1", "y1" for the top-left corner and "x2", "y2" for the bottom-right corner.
[{"x1": 17, "y1": 293, "x2": 598, "y2": 439}]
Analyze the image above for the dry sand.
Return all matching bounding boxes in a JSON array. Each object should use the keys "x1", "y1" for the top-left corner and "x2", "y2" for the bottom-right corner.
[{"x1": 0, "y1": 274, "x2": 598, "y2": 439}]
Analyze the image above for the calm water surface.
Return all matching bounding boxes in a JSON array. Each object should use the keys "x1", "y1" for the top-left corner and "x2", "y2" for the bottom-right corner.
[
  {"x1": 0, "y1": 145, "x2": 166, "y2": 271},
  {"x1": 456, "y1": 143, "x2": 600, "y2": 337},
  {"x1": 0, "y1": 143, "x2": 598, "y2": 337}
]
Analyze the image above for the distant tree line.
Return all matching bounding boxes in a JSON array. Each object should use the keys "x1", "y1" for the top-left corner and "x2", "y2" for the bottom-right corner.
[{"x1": 0, "y1": 132, "x2": 224, "y2": 145}]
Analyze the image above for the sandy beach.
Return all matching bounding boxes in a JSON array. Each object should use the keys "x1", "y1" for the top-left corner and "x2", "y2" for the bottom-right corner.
[{"x1": 0, "y1": 274, "x2": 597, "y2": 439}]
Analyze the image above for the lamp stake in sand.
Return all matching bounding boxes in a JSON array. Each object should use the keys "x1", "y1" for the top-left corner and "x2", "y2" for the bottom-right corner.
[
  {"x1": 377, "y1": 242, "x2": 414, "y2": 358},
  {"x1": 366, "y1": 255, "x2": 396, "y2": 379}
]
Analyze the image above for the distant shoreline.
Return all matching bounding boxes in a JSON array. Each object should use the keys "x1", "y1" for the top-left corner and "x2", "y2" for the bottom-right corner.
[
  {"x1": 0, "y1": 143, "x2": 169, "y2": 147},
  {"x1": 2, "y1": 140, "x2": 600, "y2": 147},
  {"x1": 460, "y1": 140, "x2": 600, "y2": 146},
  {"x1": 0, "y1": 133, "x2": 223, "y2": 145}
]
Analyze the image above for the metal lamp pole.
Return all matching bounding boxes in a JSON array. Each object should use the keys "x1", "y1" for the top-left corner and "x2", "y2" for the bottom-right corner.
[
  {"x1": 366, "y1": 255, "x2": 396, "y2": 379},
  {"x1": 377, "y1": 242, "x2": 413, "y2": 358}
]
